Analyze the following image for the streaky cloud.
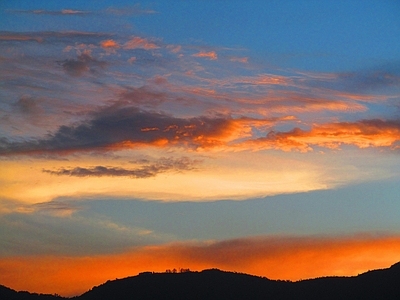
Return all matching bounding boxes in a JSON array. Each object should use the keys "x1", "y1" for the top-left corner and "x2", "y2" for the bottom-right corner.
[
  {"x1": 123, "y1": 37, "x2": 159, "y2": 50},
  {"x1": 105, "y1": 5, "x2": 157, "y2": 15},
  {"x1": 43, "y1": 157, "x2": 201, "y2": 178},
  {"x1": 7, "y1": 9, "x2": 90, "y2": 16},
  {"x1": 247, "y1": 119, "x2": 400, "y2": 152},
  {"x1": 192, "y1": 51, "x2": 218, "y2": 60},
  {"x1": 7, "y1": 5, "x2": 156, "y2": 16}
]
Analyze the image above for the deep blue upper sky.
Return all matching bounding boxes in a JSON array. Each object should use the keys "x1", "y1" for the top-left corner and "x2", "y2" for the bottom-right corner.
[{"x1": 2, "y1": 0, "x2": 400, "y2": 71}]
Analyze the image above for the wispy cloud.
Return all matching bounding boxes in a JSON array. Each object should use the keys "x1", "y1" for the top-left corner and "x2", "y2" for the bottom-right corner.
[
  {"x1": 118, "y1": 86, "x2": 167, "y2": 106},
  {"x1": 0, "y1": 31, "x2": 112, "y2": 45},
  {"x1": 32, "y1": 200, "x2": 82, "y2": 217},
  {"x1": 0, "y1": 32, "x2": 43, "y2": 42},
  {"x1": 192, "y1": 51, "x2": 218, "y2": 60},
  {"x1": 105, "y1": 5, "x2": 157, "y2": 15},
  {"x1": 0, "y1": 204, "x2": 161, "y2": 257},
  {"x1": 229, "y1": 56, "x2": 248, "y2": 63},
  {"x1": 7, "y1": 5, "x2": 157, "y2": 16},
  {"x1": 123, "y1": 37, "x2": 159, "y2": 50},
  {"x1": 7, "y1": 9, "x2": 90, "y2": 16}
]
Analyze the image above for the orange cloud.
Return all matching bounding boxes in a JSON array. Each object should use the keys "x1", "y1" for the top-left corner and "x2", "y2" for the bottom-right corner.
[
  {"x1": 100, "y1": 39, "x2": 120, "y2": 49},
  {"x1": 192, "y1": 51, "x2": 218, "y2": 60},
  {"x1": 247, "y1": 119, "x2": 400, "y2": 152},
  {"x1": 2, "y1": 234, "x2": 400, "y2": 296},
  {"x1": 123, "y1": 37, "x2": 159, "y2": 50}
]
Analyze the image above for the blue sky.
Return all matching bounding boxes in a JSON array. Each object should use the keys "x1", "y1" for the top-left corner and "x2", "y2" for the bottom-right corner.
[{"x1": 1, "y1": 0, "x2": 400, "y2": 296}]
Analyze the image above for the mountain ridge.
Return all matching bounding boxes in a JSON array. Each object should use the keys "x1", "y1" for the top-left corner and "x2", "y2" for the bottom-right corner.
[{"x1": 2, "y1": 262, "x2": 400, "y2": 299}]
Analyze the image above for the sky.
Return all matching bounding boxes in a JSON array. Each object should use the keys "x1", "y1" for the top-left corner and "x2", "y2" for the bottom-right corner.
[{"x1": 1, "y1": 0, "x2": 400, "y2": 296}]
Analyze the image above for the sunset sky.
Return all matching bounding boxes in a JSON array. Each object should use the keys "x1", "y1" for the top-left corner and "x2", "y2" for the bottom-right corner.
[{"x1": 1, "y1": 0, "x2": 400, "y2": 296}]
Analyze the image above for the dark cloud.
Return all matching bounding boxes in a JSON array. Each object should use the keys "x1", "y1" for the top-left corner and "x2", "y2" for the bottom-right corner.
[
  {"x1": 337, "y1": 63, "x2": 400, "y2": 92},
  {"x1": 13, "y1": 97, "x2": 42, "y2": 115},
  {"x1": 43, "y1": 157, "x2": 201, "y2": 178},
  {"x1": 59, "y1": 52, "x2": 107, "y2": 77},
  {"x1": 0, "y1": 105, "x2": 235, "y2": 155}
]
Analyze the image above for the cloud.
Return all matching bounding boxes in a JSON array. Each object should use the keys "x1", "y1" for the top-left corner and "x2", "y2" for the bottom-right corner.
[
  {"x1": 43, "y1": 157, "x2": 201, "y2": 178},
  {"x1": 13, "y1": 96, "x2": 43, "y2": 115},
  {"x1": 7, "y1": 9, "x2": 90, "y2": 16},
  {"x1": 105, "y1": 6, "x2": 157, "y2": 15},
  {"x1": 2, "y1": 234, "x2": 400, "y2": 296},
  {"x1": 0, "y1": 32, "x2": 43, "y2": 42},
  {"x1": 127, "y1": 57, "x2": 136, "y2": 64},
  {"x1": 100, "y1": 39, "x2": 120, "y2": 49},
  {"x1": 0, "y1": 103, "x2": 262, "y2": 155},
  {"x1": 8, "y1": 5, "x2": 156, "y2": 16},
  {"x1": 3, "y1": 100, "x2": 398, "y2": 155},
  {"x1": 100, "y1": 39, "x2": 120, "y2": 54},
  {"x1": 337, "y1": 64, "x2": 400, "y2": 91},
  {"x1": 167, "y1": 45, "x2": 182, "y2": 53},
  {"x1": 123, "y1": 37, "x2": 159, "y2": 50},
  {"x1": 6, "y1": 98, "x2": 395, "y2": 155},
  {"x1": 0, "y1": 31, "x2": 112, "y2": 46},
  {"x1": 247, "y1": 119, "x2": 400, "y2": 152},
  {"x1": 192, "y1": 51, "x2": 218, "y2": 60},
  {"x1": 118, "y1": 86, "x2": 167, "y2": 106},
  {"x1": 32, "y1": 200, "x2": 82, "y2": 217},
  {"x1": 230, "y1": 56, "x2": 248, "y2": 63},
  {"x1": 59, "y1": 50, "x2": 107, "y2": 76},
  {"x1": 0, "y1": 206, "x2": 161, "y2": 258}
]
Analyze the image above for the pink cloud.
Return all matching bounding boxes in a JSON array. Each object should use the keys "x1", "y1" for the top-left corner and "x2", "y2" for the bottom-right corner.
[
  {"x1": 230, "y1": 56, "x2": 248, "y2": 63},
  {"x1": 123, "y1": 37, "x2": 159, "y2": 50},
  {"x1": 192, "y1": 51, "x2": 218, "y2": 60}
]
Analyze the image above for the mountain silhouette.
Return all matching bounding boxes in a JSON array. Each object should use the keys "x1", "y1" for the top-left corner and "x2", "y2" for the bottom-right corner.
[
  {"x1": 0, "y1": 284, "x2": 62, "y2": 300},
  {"x1": 2, "y1": 263, "x2": 400, "y2": 299}
]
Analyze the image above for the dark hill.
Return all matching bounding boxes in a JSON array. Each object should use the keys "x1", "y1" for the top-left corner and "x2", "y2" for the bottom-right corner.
[
  {"x1": 76, "y1": 269, "x2": 290, "y2": 300},
  {"x1": 0, "y1": 284, "x2": 62, "y2": 300},
  {"x1": 2, "y1": 263, "x2": 400, "y2": 300}
]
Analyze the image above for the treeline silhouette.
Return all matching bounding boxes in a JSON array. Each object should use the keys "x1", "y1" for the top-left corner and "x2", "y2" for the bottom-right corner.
[{"x1": 2, "y1": 262, "x2": 400, "y2": 299}]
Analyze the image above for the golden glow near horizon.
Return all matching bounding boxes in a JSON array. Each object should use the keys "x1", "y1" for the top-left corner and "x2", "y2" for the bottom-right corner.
[{"x1": 1, "y1": 234, "x2": 400, "y2": 296}]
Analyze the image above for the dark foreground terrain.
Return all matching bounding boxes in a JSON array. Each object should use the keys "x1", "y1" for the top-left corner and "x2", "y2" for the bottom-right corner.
[{"x1": 2, "y1": 262, "x2": 400, "y2": 300}]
